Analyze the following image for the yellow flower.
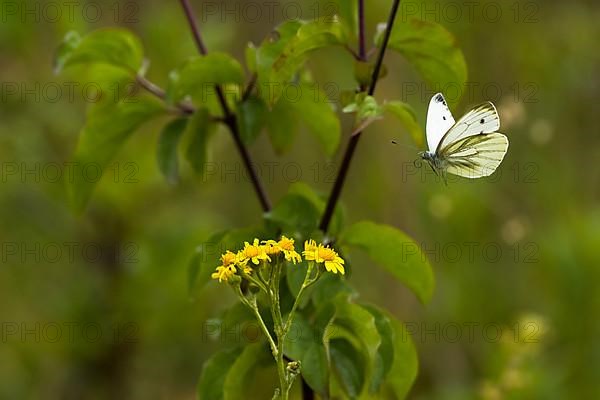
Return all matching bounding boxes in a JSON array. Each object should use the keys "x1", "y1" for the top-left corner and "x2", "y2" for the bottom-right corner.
[
  {"x1": 278, "y1": 236, "x2": 302, "y2": 264},
  {"x1": 238, "y1": 239, "x2": 271, "y2": 266},
  {"x1": 211, "y1": 265, "x2": 236, "y2": 282},
  {"x1": 220, "y1": 251, "x2": 237, "y2": 267},
  {"x1": 303, "y1": 240, "x2": 345, "y2": 274},
  {"x1": 262, "y1": 240, "x2": 281, "y2": 256},
  {"x1": 240, "y1": 264, "x2": 253, "y2": 275},
  {"x1": 211, "y1": 250, "x2": 239, "y2": 282}
]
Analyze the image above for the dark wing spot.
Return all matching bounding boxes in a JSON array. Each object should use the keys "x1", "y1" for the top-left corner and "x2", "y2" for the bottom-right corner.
[
  {"x1": 480, "y1": 119, "x2": 485, "y2": 124},
  {"x1": 443, "y1": 116, "x2": 446, "y2": 120},
  {"x1": 435, "y1": 94, "x2": 444, "y2": 103}
]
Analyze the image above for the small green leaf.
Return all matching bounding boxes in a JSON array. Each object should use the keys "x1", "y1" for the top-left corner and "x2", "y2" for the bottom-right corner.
[
  {"x1": 340, "y1": 221, "x2": 435, "y2": 303},
  {"x1": 376, "y1": 18, "x2": 467, "y2": 104},
  {"x1": 330, "y1": 338, "x2": 365, "y2": 399},
  {"x1": 330, "y1": 0, "x2": 358, "y2": 39},
  {"x1": 384, "y1": 101, "x2": 425, "y2": 147},
  {"x1": 353, "y1": 61, "x2": 387, "y2": 88},
  {"x1": 69, "y1": 96, "x2": 164, "y2": 211},
  {"x1": 340, "y1": 221, "x2": 434, "y2": 303},
  {"x1": 236, "y1": 96, "x2": 267, "y2": 145},
  {"x1": 197, "y1": 347, "x2": 241, "y2": 400},
  {"x1": 167, "y1": 53, "x2": 245, "y2": 104},
  {"x1": 223, "y1": 342, "x2": 271, "y2": 400},
  {"x1": 157, "y1": 118, "x2": 188, "y2": 184},
  {"x1": 245, "y1": 42, "x2": 257, "y2": 72},
  {"x1": 54, "y1": 31, "x2": 81, "y2": 73},
  {"x1": 54, "y1": 28, "x2": 144, "y2": 74},
  {"x1": 343, "y1": 94, "x2": 384, "y2": 135},
  {"x1": 185, "y1": 109, "x2": 217, "y2": 176}
]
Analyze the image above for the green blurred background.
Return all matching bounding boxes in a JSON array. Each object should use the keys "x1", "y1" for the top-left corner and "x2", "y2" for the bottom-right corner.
[{"x1": 1, "y1": 0, "x2": 599, "y2": 398}]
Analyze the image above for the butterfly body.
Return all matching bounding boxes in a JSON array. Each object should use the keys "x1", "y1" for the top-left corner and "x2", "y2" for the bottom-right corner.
[{"x1": 421, "y1": 93, "x2": 509, "y2": 181}]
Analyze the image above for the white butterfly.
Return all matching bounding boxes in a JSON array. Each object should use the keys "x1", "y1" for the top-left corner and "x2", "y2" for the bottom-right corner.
[{"x1": 421, "y1": 93, "x2": 509, "y2": 181}]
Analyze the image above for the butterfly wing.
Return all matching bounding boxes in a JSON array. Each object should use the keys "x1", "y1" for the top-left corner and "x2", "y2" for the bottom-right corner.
[
  {"x1": 442, "y1": 132, "x2": 509, "y2": 178},
  {"x1": 436, "y1": 101, "x2": 500, "y2": 153},
  {"x1": 426, "y1": 93, "x2": 455, "y2": 152}
]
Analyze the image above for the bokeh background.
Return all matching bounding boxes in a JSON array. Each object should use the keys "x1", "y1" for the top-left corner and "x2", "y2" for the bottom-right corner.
[{"x1": 1, "y1": 0, "x2": 599, "y2": 398}]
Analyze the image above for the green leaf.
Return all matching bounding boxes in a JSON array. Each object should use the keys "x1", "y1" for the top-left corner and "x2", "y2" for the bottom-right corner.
[
  {"x1": 54, "y1": 28, "x2": 144, "y2": 74},
  {"x1": 285, "y1": 303, "x2": 335, "y2": 395},
  {"x1": 283, "y1": 313, "x2": 313, "y2": 361},
  {"x1": 311, "y1": 273, "x2": 355, "y2": 307},
  {"x1": 255, "y1": 20, "x2": 345, "y2": 104},
  {"x1": 289, "y1": 182, "x2": 346, "y2": 236},
  {"x1": 330, "y1": 0, "x2": 358, "y2": 39},
  {"x1": 245, "y1": 43, "x2": 257, "y2": 72},
  {"x1": 167, "y1": 53, "x2": 245, "y2": 104},
  {"x1": 362, "y1": 304, "x2": 395, "y2": 393},
  {"x1": 188, "y1": 230, "x2": 227, "y2": 293},
  {"x1": 197, "y1": 347, "x2": 241, "y2": 400},
  {"x1": 291, "y1": 84, "x2": 341, "y2": 156},
  {"x1": 236, "y1": 96, "x2": 267, "y2": 145},
  {"x1": 286, "y1": 261, "x2": 309, "y2": 298},
  {"x1": 376, "y1": 18, "x2": 467, "y2": 104},
  {"x1": 340, "y1": 221, "x2": 435, "y2": 303},
  {"x1": 353, "y1": 61, "x2": 388, "y2": 88},
  {"x1": 265, "y1": 84, "x2": 341, "y2": 155},
  {"x1": 157, "y1": 118, "x2": 188, "y2": 184},
  {"x1": 332, "y1": 300, "x2": 381, "y2": 395},
  {"x1": 384, "y1": 101, "x2": 425, "y2": 147},
  {"x1": 69, "y1": 96, "x2": 164, "y2": 211},
  {"x1": 330, "y1": 338, "x2": 365, "y2": 399},
  {"x1": 302, "y1": 342, "x2": 330, "y2": 394},
  {"x1": 223, "y1": 342, "x2": 271, "y2": 400},
  {"x1": 185, "y1": 109, "x2": 217, "y2": 175},
  {"x1": 265, "y1": 95, "x2": 298, "y2": 154},
  {"x1": 385, "y1": 315, "x2": 418, "y2": 399},
  {"x1": 265, "y1": 192, "x2": 321, "y2": 236},
  {"x1": 343, "y1": 94, "x2": 384, "y2": 135}
]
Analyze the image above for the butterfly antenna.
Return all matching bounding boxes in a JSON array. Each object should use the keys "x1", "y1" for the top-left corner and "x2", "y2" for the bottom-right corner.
[{"x1": 390, "y1": 140, "x2": 419, "y2": 151}]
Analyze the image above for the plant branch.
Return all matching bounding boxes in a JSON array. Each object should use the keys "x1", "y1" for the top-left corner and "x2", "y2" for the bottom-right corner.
[
  {"x1": 136, "y1": 74, "x2": 195, "y2": 115},
  {"x1": 236, "y1": 285, "x2": 278, "y2": 357},
  {"x1": 178, "y1": 0, "x2": 272, "y2": 212},
  {"x1": 283, "y1": 263, "x2": 317, "y2": 333},
  {"x1": 358, "y1": 0, "x2": 367, "y2": 61},
  {"x1": 319, "y1": 0, "x2": 401, "y2": 233}
]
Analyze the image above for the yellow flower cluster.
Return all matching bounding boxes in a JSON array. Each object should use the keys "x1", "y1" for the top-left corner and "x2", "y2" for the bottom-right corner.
[
  {"x1": 211, "y1": 236, "x2": 345, "y2": 283},
  {"x1": 302, "y1": 240, "x2": 345, "y2": 275}
]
